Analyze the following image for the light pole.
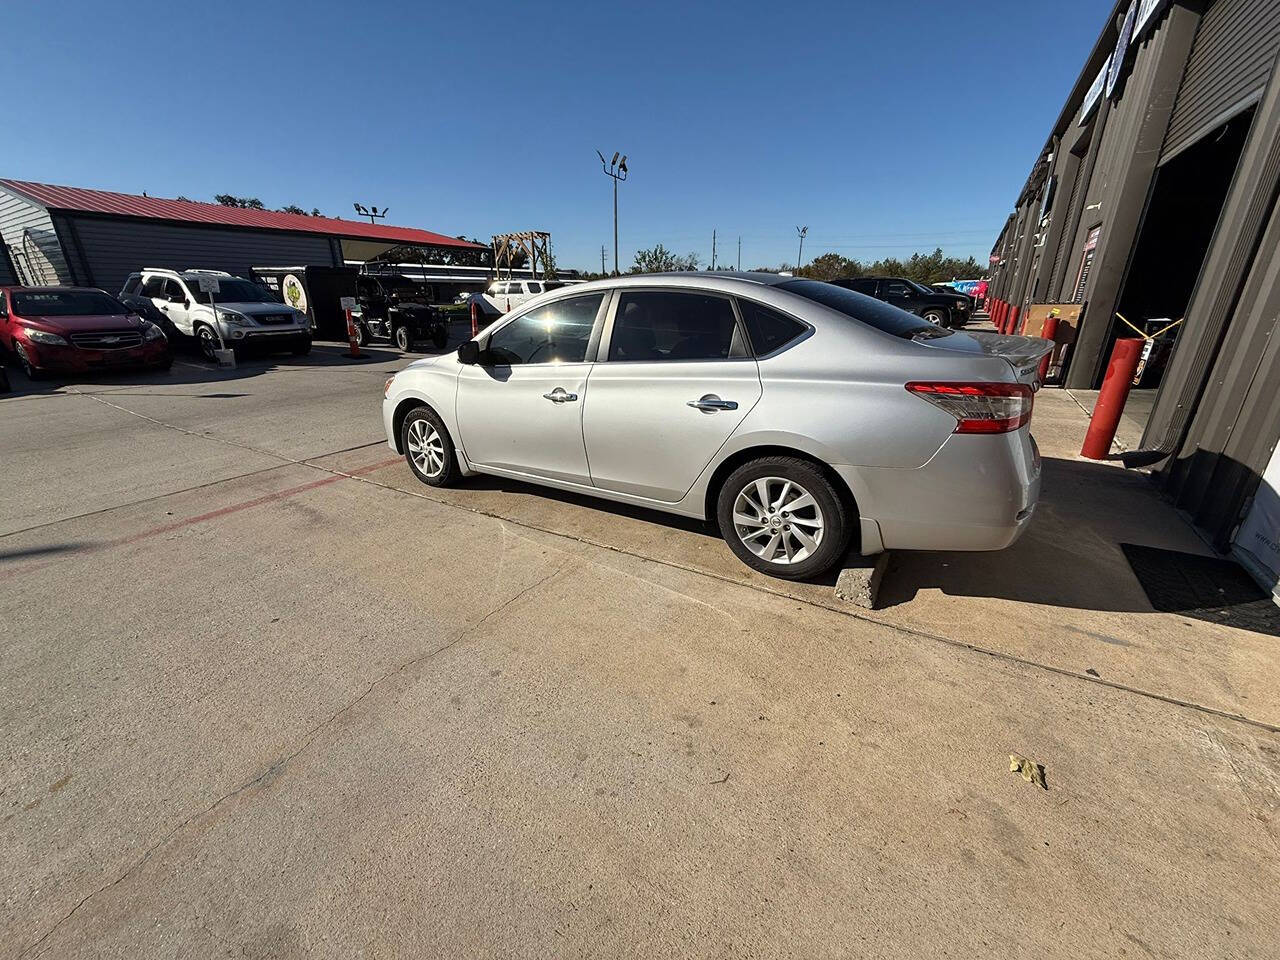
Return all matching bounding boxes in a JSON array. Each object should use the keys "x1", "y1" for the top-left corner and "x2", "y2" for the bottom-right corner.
[
  {"x1": 353, "y1": 203, "x2": 388, "y2": 225},
  {"x1": 796, "y1": 226, "x2": 808, "y2": 272},
  {"x1": 597, "y1": 150, "x2": 628, "y2": 275}
]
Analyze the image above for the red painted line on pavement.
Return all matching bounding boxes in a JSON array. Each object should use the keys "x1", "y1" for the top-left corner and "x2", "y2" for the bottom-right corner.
[{"x1": 0, "y1": 455, "x2": 403, "y2": 580}]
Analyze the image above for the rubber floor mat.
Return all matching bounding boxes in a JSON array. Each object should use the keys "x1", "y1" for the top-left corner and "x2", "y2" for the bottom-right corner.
[{"x1": 1121, "y1": 543, "x2": 1280, "y2": 637}]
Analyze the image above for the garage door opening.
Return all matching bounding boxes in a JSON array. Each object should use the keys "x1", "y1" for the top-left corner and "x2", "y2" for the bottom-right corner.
[{"x1": 1098, "y1": 107, "x2": 1256, "y2": 435}]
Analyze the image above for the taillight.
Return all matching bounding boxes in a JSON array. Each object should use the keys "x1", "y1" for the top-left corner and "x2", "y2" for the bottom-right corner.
[{"x1": 905, "y1": 381, "x2": 1033, "y2": 434}]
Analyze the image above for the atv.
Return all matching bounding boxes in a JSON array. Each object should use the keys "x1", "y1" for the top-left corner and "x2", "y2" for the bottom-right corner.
[{"x1": 352, "y1": 274, "x2": 449, "y2": 352}]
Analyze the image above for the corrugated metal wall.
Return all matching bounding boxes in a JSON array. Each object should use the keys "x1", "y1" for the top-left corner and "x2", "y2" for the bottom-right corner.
[
  {"x1": 0, "y1": 186, "x2": 71, "y2": 285},
  {"x1": 1161, "y1": 0, "x2": 1280, "y2": 160},
  {"x1": 68, "y1": 216, "x2": 338, "y2": 293}
]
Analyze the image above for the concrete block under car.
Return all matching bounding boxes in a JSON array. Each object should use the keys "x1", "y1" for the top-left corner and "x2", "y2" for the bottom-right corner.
[{"x1": 834, "y1": 552, "x2": 891, "y2": 609}]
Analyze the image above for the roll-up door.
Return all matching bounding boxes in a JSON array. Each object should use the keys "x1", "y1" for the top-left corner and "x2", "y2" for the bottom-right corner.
[
  {"x1": 1050, "y1": 156, "x2": 1087, "y2": 288},
  {"x1": 1161, "y1": 0, "x2": 1280, "y2": 162}
]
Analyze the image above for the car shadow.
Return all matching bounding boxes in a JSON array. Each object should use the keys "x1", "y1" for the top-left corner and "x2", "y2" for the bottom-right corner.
[
  {"x1": 0, "y1": 342, "x2": 404, "y2": 398},
  {"x1": 874, "y1": 455, "x2": 1243, "y2": 616}
]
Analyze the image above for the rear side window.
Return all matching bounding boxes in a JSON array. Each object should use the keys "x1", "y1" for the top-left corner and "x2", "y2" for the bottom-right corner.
[
  {"x1": 778, "y1": 279, "x2": 950, "y2": 340},
  {"x1": 527, "y1": 281, "x2": 543, "y2": 294},
  {"x1": 141, "y1": 276, "x2": 167, "y2": 297},
  {"x1": 609, "y1": 291, "x2": 744, "y2": 362},
  {"x1": 737, "y1": 300, "x2": 807, "y2": 356}
]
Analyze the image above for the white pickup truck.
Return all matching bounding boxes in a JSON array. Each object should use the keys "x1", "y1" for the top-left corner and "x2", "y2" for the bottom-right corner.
[{"x1": 468, "y1": 278, "x2": 582, "y2": 324}]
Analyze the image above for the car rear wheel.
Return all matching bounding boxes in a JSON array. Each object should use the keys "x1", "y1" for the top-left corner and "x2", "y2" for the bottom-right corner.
[
  {"x1": 401, "y1": 407, "x2": 460, "y2": 487},
  {"x1": 394, "y1": 325, "x2": 413, "y2": 352},
  {"x1": 921, "y1": 308, "x2": 948, "y2": 326},
  {"x1": 716, "y1": 456, "x2": 850, "y2": 580},
  {"x1": 353, "y1": 321, "x2": 369, "y2": 348}
]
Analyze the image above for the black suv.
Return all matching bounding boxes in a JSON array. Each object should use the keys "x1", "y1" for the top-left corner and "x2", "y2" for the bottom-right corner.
[
  {"x1": 831, "y1": 277, "x2": 969, "y2": 328},
  {"x1": 353, "y1": 274, "x2": 448, "y2": 351}
]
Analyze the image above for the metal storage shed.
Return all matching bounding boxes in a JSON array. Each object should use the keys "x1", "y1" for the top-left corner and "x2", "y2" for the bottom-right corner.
[{"x1": 0, "y1": 179, "x2": 485, "y2": 294}]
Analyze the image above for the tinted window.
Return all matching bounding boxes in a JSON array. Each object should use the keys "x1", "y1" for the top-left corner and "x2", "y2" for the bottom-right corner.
[
  {"x1": 837, "y1": 278, "x2": 877, "y2": 294},
  {"x1": 884, "y1": 280, "x2": 913, "y2": 298},
  {"x1": 121, "y1": 274, "x2": 141, "y2": 294},
  {"x1": 527, "y1": 281, "x2": 543, "y2": 294},
  {"x1": 142, "y1": 276, "x2": 167, "y2": 297},
  {"x1": 163, "y1": 279, "x2": 186, "y2": 300},
  {"x1": 777, "y1": 280, "x2": 951, "y2": 340},
  {"x1": 738, "y1": 300, "x2": 807, "y2": 356},
  {"x1": 187, "y1": 278, "x2": 274, "y2": 304},
  {"x1": 609, "y1": 291, "x2": 741, "y2": 362},
  {"x1": 12, "y1": 290, "x2": 127, "y2": 316},
  {"x1": 486, "y1": 293, "x2": 602, "y2": 365}
]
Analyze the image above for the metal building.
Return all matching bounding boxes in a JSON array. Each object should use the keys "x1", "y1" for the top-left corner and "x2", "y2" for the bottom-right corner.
[
  {"x1": 0, "y1": 179, "x2": 486, "y2": 295},
  {"x1": 986, "y1": 0, "x2": 1280, "y2": 589}
]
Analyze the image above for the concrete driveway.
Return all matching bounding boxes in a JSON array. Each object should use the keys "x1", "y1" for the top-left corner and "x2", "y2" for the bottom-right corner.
[{"x1": 3, "y1": 343, "x2": 1278, "y2": 958}]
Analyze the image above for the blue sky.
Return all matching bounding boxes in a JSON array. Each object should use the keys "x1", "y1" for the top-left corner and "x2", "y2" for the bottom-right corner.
[{"x1": 6, "y1": 0, "x2": 1110, "y2": 273}]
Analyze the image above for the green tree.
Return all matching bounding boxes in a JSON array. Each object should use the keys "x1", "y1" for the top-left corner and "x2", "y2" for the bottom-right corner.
[
  {"x1": 214, "y1": 194, "x2": 265, "y2": 210},
  {"x1": 632, "y1": 244, "x2": 701, "y2": 273}
]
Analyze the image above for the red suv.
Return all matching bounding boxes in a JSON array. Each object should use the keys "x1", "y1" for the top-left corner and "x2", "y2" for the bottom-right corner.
[{"x1": 1, "y1": 286, "x2": 171, "y2": 379}]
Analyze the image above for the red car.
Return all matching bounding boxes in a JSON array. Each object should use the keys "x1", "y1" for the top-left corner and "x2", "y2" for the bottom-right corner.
[{"x1": 1, "y1": 286, "x2": 171, "y2": 379}]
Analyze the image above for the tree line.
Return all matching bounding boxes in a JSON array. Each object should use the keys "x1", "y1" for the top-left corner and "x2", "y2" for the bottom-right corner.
[{"x1": 592, "y1": 244, "x2": 986, "y2": 282}]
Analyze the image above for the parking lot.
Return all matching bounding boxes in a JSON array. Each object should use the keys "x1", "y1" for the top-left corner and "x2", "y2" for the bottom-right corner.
[{"x1": 4, "y1": 338, "x2": 1280, "y2": 958}]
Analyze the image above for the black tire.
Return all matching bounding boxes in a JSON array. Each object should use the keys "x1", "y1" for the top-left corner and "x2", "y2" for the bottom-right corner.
[
  {"x1": 195, "y1": 324, "x2": 219, "y2": 362},
  {"x1": 715, "y1": 456, "x2": 850, "y2": 580},
  {"x1": 14, "y1": 343, "x2": 43, "y2": 380},
  {"x1": 921, "y1": 308, "x2": 948, "y2": 327},
  {"x1": 400, "y1": 406, "x2": 461, "y2": 487},
  {"x1": 291, "y1": 337, "x2": 312, "y2": 356},
  {"x1": 432, "y1": 326, "x2": 448, "y2": 350},
  {"x1": 394, "y1": 325, "x2": 413, "y2": 352},
  {"x1": 353, "y1": 322, "x2": 368, "y2": 348}
]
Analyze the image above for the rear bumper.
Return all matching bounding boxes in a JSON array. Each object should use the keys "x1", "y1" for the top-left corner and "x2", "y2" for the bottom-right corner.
[
  {"x1": 21, "y1": 338, "x2": 170, "y2": 372},
  {"x1": 836, "y1": 429, "x2": 1040, "y2": 553}
]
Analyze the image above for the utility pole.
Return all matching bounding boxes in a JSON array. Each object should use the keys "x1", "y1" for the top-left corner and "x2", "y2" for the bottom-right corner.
[
  {"x1": 601, "y1": 245, "x2": 607, "y2": 275},
  {"x1": 796, "y1": 225, "x2": 808, "y2": 272},
  {"x1": 712, "y1": 229, "x2": 717, "y2": 270},
  {"x1": 596, "y1": 150, "x2": 629, "y2": 275},
  {"x1": 737, "y1": 236, "x2": 741, "y2": 271}
]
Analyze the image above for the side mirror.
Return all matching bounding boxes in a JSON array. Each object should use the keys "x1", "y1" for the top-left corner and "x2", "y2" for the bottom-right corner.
[{"x1": 457, "y1": 340, "x2": 481, "y2": 365}]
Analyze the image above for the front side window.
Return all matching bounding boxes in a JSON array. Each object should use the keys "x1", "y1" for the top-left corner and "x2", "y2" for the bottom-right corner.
[
  {"x1": 163, "y1": 279, "x2": 186, "y2": 301},
  {"x1": 485, "y1": 293, "x2": 603, "y2": 365},
  {"x1": 884, "y1": 281, "x2": 913, "y2": 298},
  {"x1": 608, "y1": 291, "x2": 742, "y2": 362},
  {"x1": 142, "y1": 276, "x2": 167, "y2": 297},
  {"x1": 738, "y1": 299, "x2": 807, "y2": 356},
  {"x1": 122, "y1": 275, "x2": 141, "y2": 294}
]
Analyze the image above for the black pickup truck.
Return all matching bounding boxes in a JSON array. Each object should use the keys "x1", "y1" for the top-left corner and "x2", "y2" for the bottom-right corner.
[
  {"x1": 830, "y1": 276, "x2": 970, "y2": 328},
  {"x1": 353, "y1": 274, "x2": 448, "y2": 351}
]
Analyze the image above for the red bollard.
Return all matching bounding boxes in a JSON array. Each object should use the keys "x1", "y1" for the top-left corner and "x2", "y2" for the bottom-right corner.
[
  {"x1": 1038, "y1": 315, "x2": 1059, "y2": 383},
  {"x1": 345, "y1": 308, "x2": 361, "y2": 358},
  {"x1": 1007, "y1": 305, "x2": 1021, "y2": 335},
  {"x1": 993, "y1": 300, "x2": 1004, "y2": 329},
  {"x1": 470, "y1": 300, "x2": 480, "y2": 338},
  {"x1": 1081, "y1": 338, "x2": 1144, "y2": 459}
]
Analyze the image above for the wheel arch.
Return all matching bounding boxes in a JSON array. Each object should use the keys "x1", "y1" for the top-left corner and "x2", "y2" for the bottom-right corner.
[
  {"x1": 702, "y1": 444, "x2": 861, "y2": 549},
  {"x1": 391, "y1": 395, "x2": 444, "y2": 453}
]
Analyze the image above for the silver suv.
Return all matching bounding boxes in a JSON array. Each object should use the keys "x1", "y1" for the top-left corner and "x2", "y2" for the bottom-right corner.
[
  {"x1": 384, "y1": 272, "x2": 1046, "y2": 580},
  {"x1": 121, "y1": 269, "x2": 311, "y2": 360}
]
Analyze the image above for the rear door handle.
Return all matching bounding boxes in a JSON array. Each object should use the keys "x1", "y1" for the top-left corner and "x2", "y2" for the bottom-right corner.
[
  {"x1": 543, "y1": 387, "x2": 578, "y2": 403},
  {"x1": 687, "y1": 394, "x2": 738, "y2": 411}
]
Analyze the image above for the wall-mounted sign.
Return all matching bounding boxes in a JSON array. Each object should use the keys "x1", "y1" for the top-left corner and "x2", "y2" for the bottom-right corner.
[
  {"x1": 1072, "y1": 226, "x2": 1102, "y2": 304},
  {"x1": 281, "y1": 273, "x2": 307, "y2": 314},
  {"x1": 1106, "y1": 2, "x2": 1138, "y2": 99},
  {"x1": 1079, "y1": 54, "x2": 1111, "y2": 125}
]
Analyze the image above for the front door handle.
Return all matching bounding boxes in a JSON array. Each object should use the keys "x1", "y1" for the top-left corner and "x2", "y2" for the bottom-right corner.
[
  {"x1": 543, "y1": 387, "x2": 578, "y2": 403},
  {"x1": 687, "y1": 394, "x2": 738, "y2": 412}
]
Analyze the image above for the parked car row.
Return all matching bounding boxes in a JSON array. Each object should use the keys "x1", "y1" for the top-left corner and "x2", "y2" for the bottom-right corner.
[
  {"x1": 384, "y1": 272, "x2": 1050, "y2": 581},
  {"x1": 831, "y1": 276, "x2": 972, "y2": 328}
]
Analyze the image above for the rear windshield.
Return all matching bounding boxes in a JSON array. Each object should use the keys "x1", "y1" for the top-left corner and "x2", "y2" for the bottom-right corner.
[
  {"x1": 13, "y1": 290, "x2": 127, "y2": 316},
  {"x1": 777, "y1": 279, "x2": 952, "y2": 340}
]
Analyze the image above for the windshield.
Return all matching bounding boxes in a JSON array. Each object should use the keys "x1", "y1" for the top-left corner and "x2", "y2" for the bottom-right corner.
[
  {"x1": 186, "y1": 278, "x2": 279, "y2": 304},
  {"x1": 13, "y1": 290, "x2": 127, "y2": 316},
  {"x1": 777, "y1": 279, "x2": 952, "y2": 340},
  {"x1": 907, "y1": 279, "x2": 939, "y2": 296}
]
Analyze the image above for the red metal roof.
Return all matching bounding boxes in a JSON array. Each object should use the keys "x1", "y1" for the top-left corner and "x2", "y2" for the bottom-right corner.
[{"x1": 0, "y1": 179, "x2": 484, "y2": 249}]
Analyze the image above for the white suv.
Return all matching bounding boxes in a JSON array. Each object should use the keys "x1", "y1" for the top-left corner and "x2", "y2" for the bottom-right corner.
[
  {"x1": 474, "y1": 278, "x2": 581, "y2": 317},
  {"x1": 122, "y1": 269, "x2": 311, "y2": 360}
]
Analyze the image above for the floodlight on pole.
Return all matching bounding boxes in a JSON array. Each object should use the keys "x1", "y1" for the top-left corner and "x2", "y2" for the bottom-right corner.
[
  {"x1": 353, "y1": 202, "x2": 388, "y2": 226},
  {"x1": 796, "y1": 226, "x2": 809, "y2": 271},
  {"x1": 597, "y1": 149, "x2": 629, "y2": 276}
]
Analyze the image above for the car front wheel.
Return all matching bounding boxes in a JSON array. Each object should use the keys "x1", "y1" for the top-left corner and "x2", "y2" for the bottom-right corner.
[
  {"x1": 921, "y1": 308, "x2": 948, "y2": 326},
  {"x1": 394, "y1": 325, "x2": 413, "y2": 352},
  {"x1": 716, "y1": 456, "x2": 850, "y2": 580},
  {"x1": 195, "y1": 324, "x2": 219, "y2": 361},
  {"x1": 401, "y1": 407, "x2": 460, "y2": 487}
]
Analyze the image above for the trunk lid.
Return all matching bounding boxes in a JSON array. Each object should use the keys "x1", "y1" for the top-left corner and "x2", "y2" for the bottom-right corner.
[{"x1": 916, "y1": 330, "x2": 1053, "y2": 385}]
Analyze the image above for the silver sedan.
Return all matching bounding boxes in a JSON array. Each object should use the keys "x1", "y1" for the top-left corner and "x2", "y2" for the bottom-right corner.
[{"x1": 383, "y1": 273, "x2": 1048, "y2": 580}]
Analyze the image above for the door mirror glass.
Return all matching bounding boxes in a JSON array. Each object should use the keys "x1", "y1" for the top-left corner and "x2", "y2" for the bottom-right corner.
[{"x1": 457, "y1": 340, "x2": 481, "y2": 364}]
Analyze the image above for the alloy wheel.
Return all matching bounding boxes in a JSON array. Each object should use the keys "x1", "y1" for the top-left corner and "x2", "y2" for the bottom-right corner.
[
  {"x1": 731, "y1": 476, "x2": 825, "y2": 564},
  {"x1": 406, "y1": 417, "x2": 446, "y2": 478},
  {"x1": 198, "y1": 326, "x2": 217, "y2": 361}
]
